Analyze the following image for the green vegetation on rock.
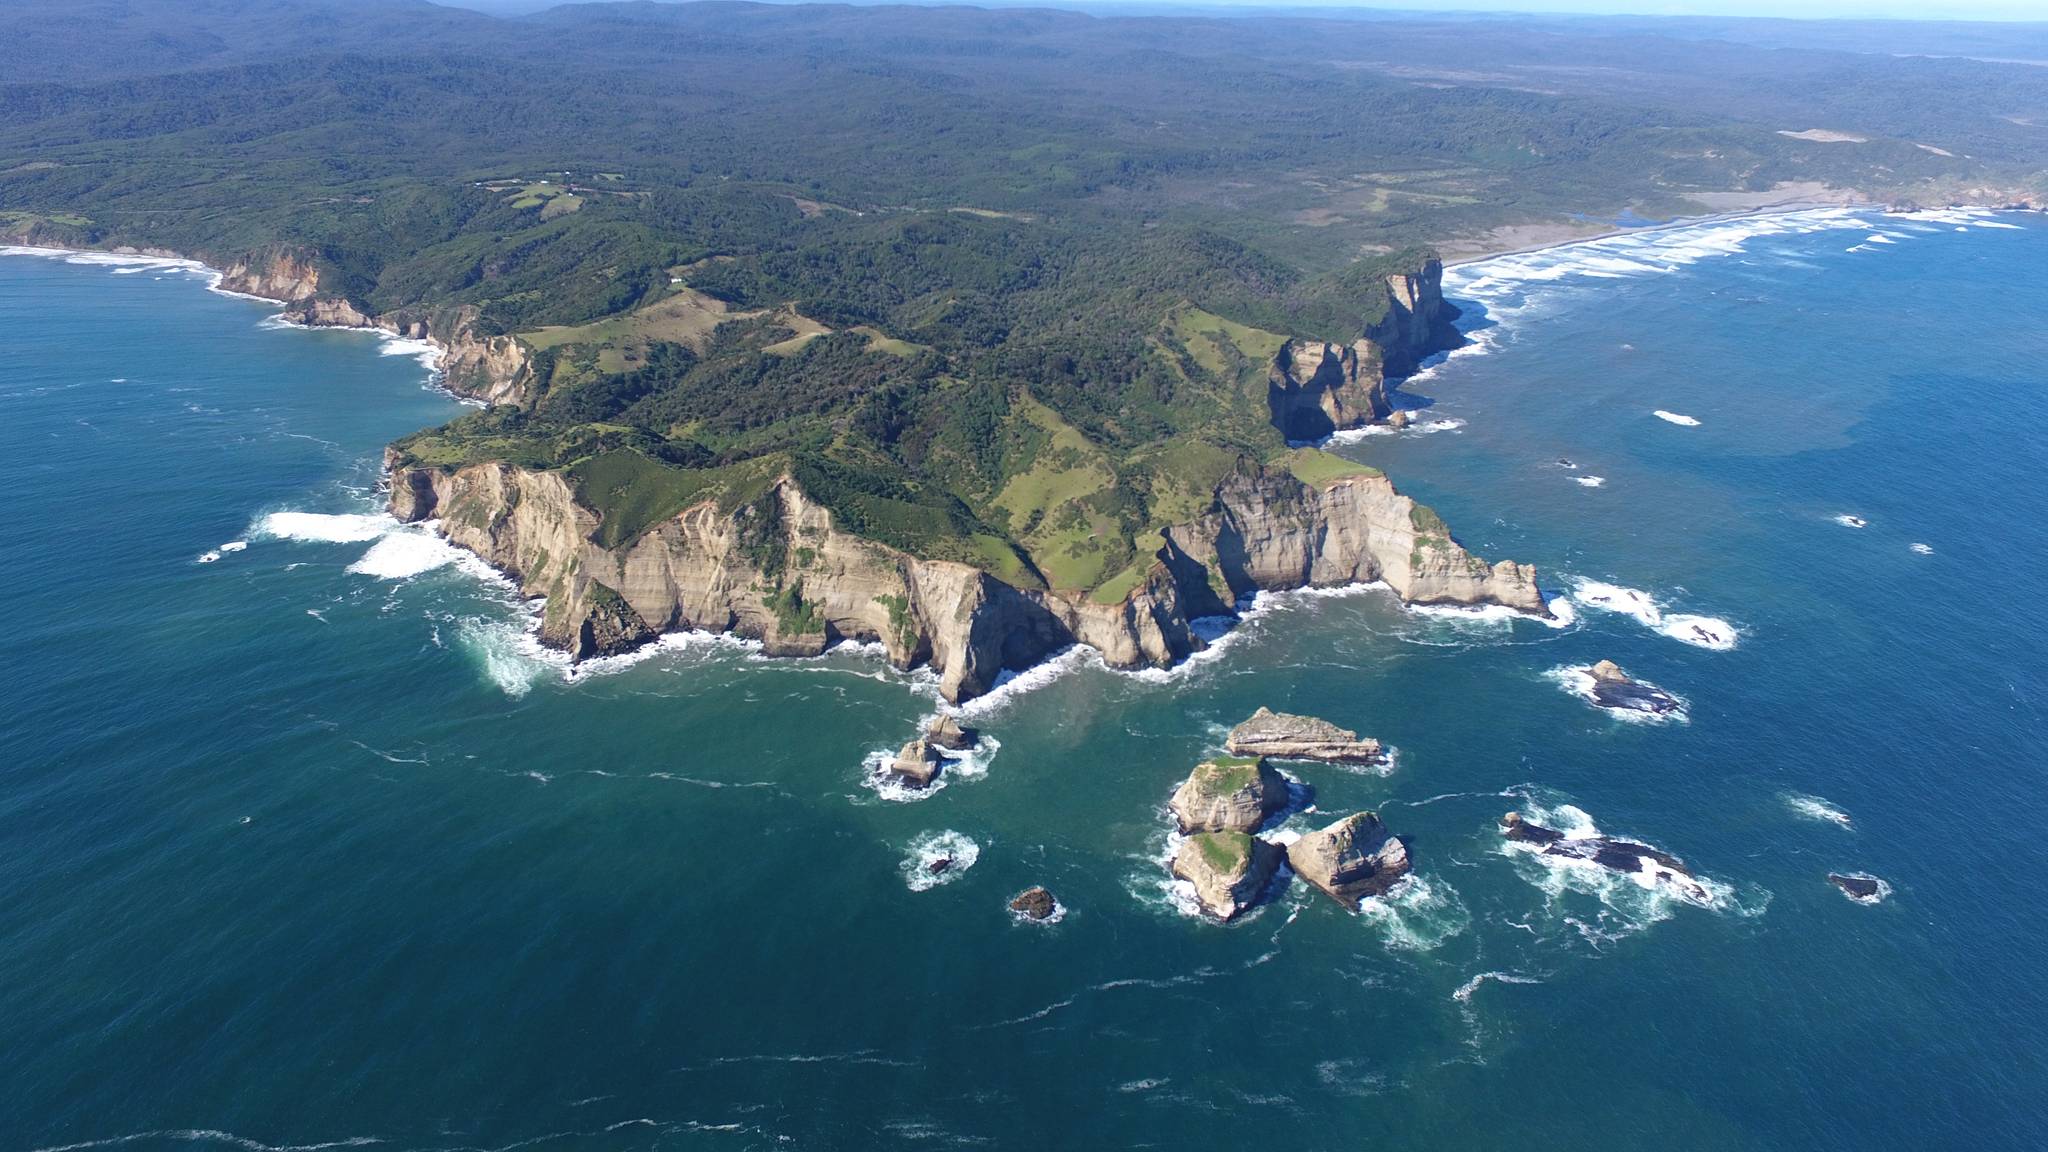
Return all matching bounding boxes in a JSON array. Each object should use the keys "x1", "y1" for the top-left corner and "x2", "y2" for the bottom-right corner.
[{"x1": 1194, "y1": 831, "x2": 1254, "y2": 875}]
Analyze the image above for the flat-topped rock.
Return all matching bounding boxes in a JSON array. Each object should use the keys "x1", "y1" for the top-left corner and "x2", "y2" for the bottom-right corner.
[
  {"x1": 1169, "y1": 756, "x2": 1290, "y2": 834},
  {"x1": 1009, "y1": 886, "x2": 1059, "y2": 921},
  {"x1": 1583, "y1": 660, "x2": 1682, "y2": 716},
  {"x1": 889, "y1": 739, "x2": 942, "y2": 787},
  {"x1": 1225, "y1": 707, "x2": 1385, "y2": 765},
  {"x1": 925, "y1": 715, "x2": 978, "y2": 751},
  {"x1": 1172, "y1": 831, "x2": 1282, "y2": 922},
  {"x1": 1286, "y1": 812, "x2": 1411, "y2": 906}
]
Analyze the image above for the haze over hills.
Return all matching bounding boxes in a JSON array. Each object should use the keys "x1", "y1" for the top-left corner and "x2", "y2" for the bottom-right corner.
[{"x1": 5, "y1": 0, "x2": 2045, "y2": 688}]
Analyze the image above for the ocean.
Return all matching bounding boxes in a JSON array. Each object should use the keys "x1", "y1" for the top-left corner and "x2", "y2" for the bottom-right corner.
[{"x1": 3, "y1": 208, "x2": 2044, "y2": 1150}]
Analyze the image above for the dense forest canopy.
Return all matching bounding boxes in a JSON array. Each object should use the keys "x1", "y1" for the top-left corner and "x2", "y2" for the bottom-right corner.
[{"x1": 5, "y1": 0, "x2": 2046, "y2": 592}]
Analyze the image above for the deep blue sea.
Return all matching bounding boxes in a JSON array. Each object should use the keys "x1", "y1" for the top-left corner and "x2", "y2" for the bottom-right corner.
[{"x1": 3, "y1": 208, "x2": 2045, "y2": 1152}]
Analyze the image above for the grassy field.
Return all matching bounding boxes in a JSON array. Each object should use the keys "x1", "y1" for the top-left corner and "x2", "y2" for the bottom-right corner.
[
  {"x1": 1194, "y1": 831, "x2": 1253, "y2": 874},
  {"x1": 1280, "y1": 447, "x2": 1383, "y2": 487},
  {"x1": 991, "y1": 397, "x2": 1123, "y2": 593}
]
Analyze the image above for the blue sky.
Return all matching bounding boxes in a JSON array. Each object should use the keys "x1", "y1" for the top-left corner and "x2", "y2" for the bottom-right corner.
[{"x1": 1132, "y1": 0, "x2": 2047, "y2": 16}]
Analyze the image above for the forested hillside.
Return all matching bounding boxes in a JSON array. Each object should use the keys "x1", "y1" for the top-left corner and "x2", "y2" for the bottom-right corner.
[{"x1": 5, "y1": 0, "x2": 2045, "y2": 602}]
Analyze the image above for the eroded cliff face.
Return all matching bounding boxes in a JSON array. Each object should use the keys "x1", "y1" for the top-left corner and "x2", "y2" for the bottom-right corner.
[
  {"x1": 388, "y1": 455, "x2": 1549, "y2": 703},
  {"x1": 1266, "y1": 258, "x2": 1464, "y2": 439},
  {"x1": 217, "y1": 250, "x2": 536, "y2": 406},
  {"x1": 217, "y1": 249, "x2": 325, "y2": 302},
  {"x1": 1366, "y1": 259, "x2": 1464, "y2": 378},
  {"x1": 1268, "y1": 340, "x2": 1388, "y2": 441}
]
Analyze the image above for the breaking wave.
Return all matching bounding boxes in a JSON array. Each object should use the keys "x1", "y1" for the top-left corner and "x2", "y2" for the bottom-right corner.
[
  {"x1": 1783, "y1": 793, "x2": 1853, "y2": 829},
  {"x1": 1544, "y1": 665, "x2": 1687, "y2": 724},
  {"x1": 1499, "y1": 790, "x2": 1766, "y2": 947},
  {"x1": 1356, "y1": 873, "x2": 1472, "y2": 951},
  {"x1": 901, "y1": 831, "x2": 979, "y2": 891},
  {"x1": 1567, "y1": 578, "x2": 1739, "y2": 650}
]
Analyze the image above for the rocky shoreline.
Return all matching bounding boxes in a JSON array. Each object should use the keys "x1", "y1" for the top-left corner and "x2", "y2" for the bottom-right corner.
[
  {"x1": 0, "y1": 241, "x2": 536, "y2": 407},
  {"x1": 386, "y1": 454, "x2": 1551, "y2": 703}
]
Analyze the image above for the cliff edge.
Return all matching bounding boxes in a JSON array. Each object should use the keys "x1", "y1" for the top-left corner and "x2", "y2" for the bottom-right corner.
[{"x1": 388, "y1": 451, "x2": 1548, "y2": 703}]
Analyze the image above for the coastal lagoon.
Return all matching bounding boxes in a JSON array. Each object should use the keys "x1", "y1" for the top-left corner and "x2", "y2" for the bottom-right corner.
[{"x1": 4, "y1": 209, "x2": 2045, "y2": 1149}]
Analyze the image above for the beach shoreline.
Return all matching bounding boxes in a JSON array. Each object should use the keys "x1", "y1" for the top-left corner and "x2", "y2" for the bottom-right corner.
[{"x1": 1443, "y1": 196, "x2": 2043, "y2": 268}]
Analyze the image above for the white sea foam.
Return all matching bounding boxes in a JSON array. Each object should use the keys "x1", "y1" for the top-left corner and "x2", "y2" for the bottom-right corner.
[
  {"x1": 901, "y1": 831, "x2": 980, "y2": 891},
  {"x1": 1544, "y1": 665, "x2": 1687, "y2": 724},
  {"x1": 1407, "y1": 599, "x2": 1572, "y2": 631},
  {"x1": 1568, "y1": 579, "x2": 1664, "y2": 628},
  {"x1": 219, "y1": 540, "x2": 247, "y2": 553},
  {"x1": 1499, "y1": 792, "x2": 1760, "y2": 941},
  {"x1": 1653, "y1": 410, "x2": 1701, "y2": 426},
  {"x1": 1445, "y1": 207, "x2": 1887, "y2": 310},
  {"x1": 347, "y1": 529, "x2": 467, "y2": 579},
  {"x1": 1567, "y1": 578, "x2": 1739, "y2": 650},
  {"x1": 857, "y1": 726, "x2": 1003, "y2": 803},
  {"x1": 1831, "y1": 872, "x2": 1891, "y2": 905},
  {"x1": 947, "y1": 644, "x2": 1099, "y2": 721},
  {"x1": 256, "y1": 511, "x2": 396, "y2": 543},
  {"x1": 1783, "y1": 793, "x2": 1853, "y2": 829},
  {"x1": 195, "y1": 550, "x2": 222, "y2": 564},
  {"x1": 1356, "y1": 873, "x2": 1472, "y2": 951},
  {"x1": 1130, "y1": 825, "x2": 1208, "y2": 920},
  {"x1": 948, "y1": 577, "x2": 1560, "y2": 713},
  {"x1": 1574, "y1": 475, "x2": 1606, "y2": 488},
  {"x1": 377, "y1": 336, "x2": 443, "y2": 371},
  {"x1": 1910, "y1": 542, "x2": 1935, "y2": 555},
  {"x1": 1658, "y1": 613, "x2": 1738, "y2": 650},
  {"x1": 1451, "y1": 970, "x2": 1544, "y2": 1003},
  {"x1": 1834, "y1": 514, "x2": 1868, "y2": 528}
]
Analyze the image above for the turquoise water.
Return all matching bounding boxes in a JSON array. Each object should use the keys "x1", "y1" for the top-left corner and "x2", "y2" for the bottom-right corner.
[{"x1": 3, "y1": 211, "x2": 2044, "y2": 1150}]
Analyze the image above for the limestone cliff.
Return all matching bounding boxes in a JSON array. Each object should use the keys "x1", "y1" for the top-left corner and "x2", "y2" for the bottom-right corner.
[
  {"x1": 388, "y1": 452, "x2": 1551, "y2": 704},
  {"x1": 1266, "y1": 257, "x2": 1463, "y2": 439}
]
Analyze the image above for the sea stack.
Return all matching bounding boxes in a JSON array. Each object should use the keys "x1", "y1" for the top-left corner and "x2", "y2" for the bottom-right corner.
[
  {"x1": 925, "y1": 715, "x2": 979, "y2": 752},
  {"x1": 1286, "y1": 812, "x2": 1412, "y2": 907},
  {"x1": 889, "y1": 739, "x2": 943, "y2": 788},
  {"x1": 1172, "y1": 831, "x2": 1283, "y2": 922},
  {"x1": 1169, "y1": 756, "x2": 1290, "y2": 834},
  {"x1": 1225, "y1": 707, "x2": 1386, "y2": 765},
  {"x1": 1582, "y1": 660, "x2": 1683, "y2": 716}
]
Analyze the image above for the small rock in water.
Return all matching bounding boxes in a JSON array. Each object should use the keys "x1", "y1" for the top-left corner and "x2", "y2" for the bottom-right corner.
[
  {"x1": 1500, "y1": 812, "x2": 1709, "y2": 903},
  {"x1": 888, "y1": 739, "x2": 943, "y2": 788},
  {"x1": 1500, "y1": 811, "x2": 1564, "y2": 845},
  {"x1": 1008, "y1": 886, "x2": 1058, "y2": 921},
  {"x1": 927, "y1": 856, "x2": 952, "y2": 875},
  {"x1": 1828, "y1": 872, "x2": 1887, "y2": 903},
  {"x1": 1584, "y1": 659, "x2": 1682, "y2": 715},
  {"x1": 925, "y1": 714, "x2": 979, "y2": 751},
  {"x1": 1557, "y1": 457, "x2": 1577, "y2": 469}
]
